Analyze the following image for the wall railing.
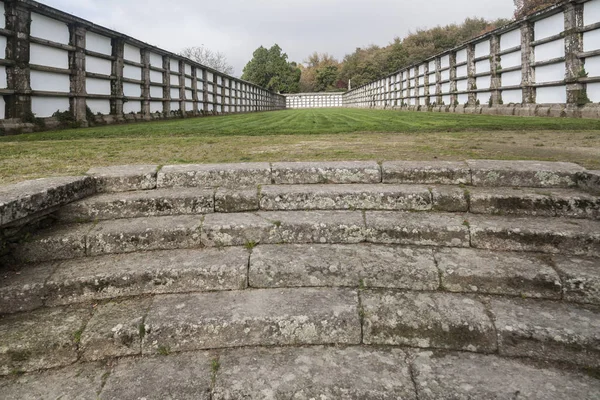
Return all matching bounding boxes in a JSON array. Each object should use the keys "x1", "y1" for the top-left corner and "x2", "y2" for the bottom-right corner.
[
  {"x1": 0, "y1": 0, "x2": 286, "y2": 134},
  {"x1": 343, "y1": 0, "x2": 600, "y2": 118}
]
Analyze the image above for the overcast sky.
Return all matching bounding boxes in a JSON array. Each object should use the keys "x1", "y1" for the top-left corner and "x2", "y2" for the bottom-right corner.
[{"x1": 39, "y1": 0, "x2": 515, "y2": 77}]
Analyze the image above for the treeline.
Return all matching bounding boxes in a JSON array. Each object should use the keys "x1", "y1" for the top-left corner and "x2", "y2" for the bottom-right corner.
[
  {"x1": 302, "y1": 17, "x2": 511, "y2": 92},
  {"x1": 241, "y1": 0, "x2": 562, "y2": 93}
]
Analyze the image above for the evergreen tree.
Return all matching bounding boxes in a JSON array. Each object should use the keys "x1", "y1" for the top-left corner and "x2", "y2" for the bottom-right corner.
[{"x1": 241, "y1": 44, "x2": 301, "y2": 93}]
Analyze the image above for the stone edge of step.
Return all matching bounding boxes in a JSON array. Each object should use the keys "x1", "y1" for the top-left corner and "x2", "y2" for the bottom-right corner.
[{"x1": 1, "y1": 160, "x2": 597, "y2": 231}]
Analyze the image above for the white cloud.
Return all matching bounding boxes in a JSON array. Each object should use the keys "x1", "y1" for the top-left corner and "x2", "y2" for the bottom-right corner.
[{"x1": 36, "y1": 0, "x2": 515, "y2": 77}]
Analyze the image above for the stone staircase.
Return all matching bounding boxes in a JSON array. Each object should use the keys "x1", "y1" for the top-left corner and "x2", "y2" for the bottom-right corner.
[{"x1": 1, "y1": 160, "x2": 599, "y2": 399}]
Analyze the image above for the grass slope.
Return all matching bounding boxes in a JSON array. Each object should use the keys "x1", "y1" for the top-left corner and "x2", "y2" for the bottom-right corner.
[{"x1": 1, "y1": 108, "x2": 599, "y2": 183}]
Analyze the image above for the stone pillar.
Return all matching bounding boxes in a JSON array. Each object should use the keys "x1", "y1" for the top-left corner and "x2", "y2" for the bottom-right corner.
[
  {"x1": 69, "y1": 24, "x2": 87, "y2": 125},
  {"x1": 178, "y1": 60, "x2": 186, "y2": 116},
  {"x1": 423, "y1": 64, "x2": 429, "y2": 106},
  {"x1": 435, "y1": 57, "x2": 442, "y2": 105},
  {"x1": 564, "y1": 3, "x2": 585, "y2": 107},
  {"x1": 202, "y1": 68, "x2": 208, "y2": 114},
  {"x1": 110, "y1": 38, "x2": 124, "y2": 119},
  {"x1": 141, "y1": 49, "x2": 151, "y2": 118},
  {"x1": 213, "y1": 72, "x2": 219, "y2": 114},
  {"x1": 162, "y1": 56, "x2": 171, "y2": 115},
  {"x1": 449, "y1": 52, "x2": 457, "y2": 106},
  {"x1": 467, "y1": 44, "x2": 477, "y2": 105},
  {"x1": 521, "y1": 22, "x2": 535, "y2": 104},
  {"x1": 414, "y1": 67, "x2": 420, "y2": 107},
  {"x1": 490, "y1": 35, "x2": 501, "y2": 105},
  {"x1": 191, "y1": 67, "x2": 199, "y2": 115},
  {"x1": 4, "y1": 2, "x2": 31, "y2": 120}
]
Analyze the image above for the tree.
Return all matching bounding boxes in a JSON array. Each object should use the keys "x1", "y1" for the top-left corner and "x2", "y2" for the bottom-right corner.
[
  {"x1": 179, "y1": 46, "x2": 234, "y2": 75},
  {"x1": 338, "y1": 16, "x2": 510, "y2": 88},
  {"x1": 241, "y1": 44, "x2": 301, "y2": 93},
  {"x1": 300, "y1": 52, "x2": 345, "y2": 92},
  {"x1": 514, "y1": 0, "x2": 562, "y2": 19}
]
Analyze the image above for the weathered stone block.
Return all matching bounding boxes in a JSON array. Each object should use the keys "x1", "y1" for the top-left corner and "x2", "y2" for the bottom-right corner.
[
  {"x1": 366, "y1": 211, "x2": 470, "y2": 247},
  {"x1": 435, "y1": 248, "x2": 561, "y2": 298},
  {"x1": 250, "y1": 244, "x2": 439, "y2": 290},
  {"x1": 45, "y1": 248, "x2": 248, "y2": 306},
  {"x1": 143, "y1": 288, "x2": 361, "y2": 353},
  {"x1": 260, "y1": 184, "x2": 432, "y2": 211},
  {"x1": 259, "y1": 210, "x2": 366, "y2": 244},
  {"x1": 214, "y1": 346, "x2": 416, "y2": 400},
  {"x1": 215, "y1": 187, "x2": 258, "y2": 212},
  {"x1": 469, "y1": 214, "x2": 600, "y2": 256},
  {"x1": 412, "y1": 351, "x2": 600, "y2": 400},
  {"x1": 81, "y1": 297, "x2": 152, "y2": 361},
  {"x1": 489, "y1": 297, "x2": 600, "y2": 367},
  {"x1": 467, "y1": 160, "x2": 585, "y2": 188},
  {"x1": 201, "y1": 212, "x2": 276, "y2": 246},
  {"x1": 157, "y1": 163, "x2": 271, "y2": 188},
  {"x1": 87, "y1": 165, "x2": 158, "y2": 193},
  {"x1": 12, "y1": 223, "x2": 92, "y2": 263},
  {"x1": 272, "y1": 161, "x2": 381, "y2": 184},
  {"x1": 0, "y1": 306, "x2": 90, "y2": 375},
  {"x1": 0, "y1": 362, "x2": 108, "y2": 400},
  {"x1": 0, "y1": 176, "x2": 95, "y2": 227},
  {"x1": 578, "y1": 170, "x2": 600, "y2": 195},
  {"x1": 87, "y1": 215, "x2": 203, "y2": 256},
  {"x1": 362, "y1": 290, "x2": 497, "y2": 352},
  {"x1": 431, "y1": 186, "x2": 469, "y2": 212},
  {"x1": 469, "y1": 187, "x2": 556, "y2": 216},
  {"x1": 0, "y1": 262, "x2": 54, "y2": 314},
  {"x1": 382, "y1": 161, "x2": 471, "y2": 184},
  {"x1": 550, "y1": 189, "x2": 600, "y2": 219},
  {"x1": 552, "y1": 256, "x2": 600, "y2": 305},
  {"x1": 57, "y1": 188, "x2": 215, "y2": 222},
  {"x1": 99, "y1": 352, "x2": 213, "y2": 400}
]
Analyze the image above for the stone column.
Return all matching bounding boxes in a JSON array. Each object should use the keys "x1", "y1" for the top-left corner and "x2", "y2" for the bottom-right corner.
[
  {"x1": 202, "y1": 68, "x2": 208, "y2": 114},
  {"x1": 4, "y1": 2, "x2": 31, "y2": 120},
  {"x1": 467, "y1": 44, "x2": 477, "y2": 105},
  {"x1": 162, "y1": 56, "x2": 171, "y2": 115},
  {"x1": 178, "y1": 60, "x2": 186, "y2": 116},
  {"x1": 69, "y1": 24, "x2": 87, "y2": 125},
  {"x1": 414, "y1": 67, "x2": 420, "y2": 107},
  {"x1": 110, "y1": 38, "x2": 124, "y2": 119},
  {"x1": 191, "y1": 67, "x2": 199, "y2": 115},
  {"x1": 449, "y1": 52, "x2": 457, "y2": 106},
  {"x1": 521, "y1": 22, "x2": 535, "y2": 105},
  {"x1": 564, "y1": 3, "x2": 585, "y2": 107},
  {"x1": 423, "y1": 64, "x2": 430, "y2": 106},
  {"x1": 141, "y1": 49, "x2": 151, "y2": 118},
  {"x1": 490, "y1": 35, "x2": 501, "y2": 105},
  {"x1": 213, "y1": 72, "x2": 219, "y2": 114},
  {"x1": 435, "y1": 57, "x2": 442, "y2": 105}
]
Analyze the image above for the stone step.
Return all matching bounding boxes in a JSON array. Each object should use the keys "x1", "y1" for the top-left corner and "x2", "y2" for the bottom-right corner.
[
  {"x1": 2, "y1": 288, "x2": 600, "y2": 375},
  {"x1": 0, "y1": 247, "x2": 249, "y2": 314},
  {"x1": 2, "y1": 347, "x2": 599, "y2": 399},
  {"x1": 4, "y1": 244, "x2": 599, "y2": 315},
  {"x1": 361, "y1": 290, "x2": 600, "y2": 367},
  {"x1": 54, "y1": 183, "x2": 599, "y2": 221},
  {"x1": 9, "y1": 211, "x2": 600, "y2": 264},
  {"x1": 55, "y1": 188, "x2": 216, "y2": 222},
  {"x1": 468, "y1": 187, "x2": 599, "y2": 219},
  {"x1": 468, "y1": 214, "x2": 600, "y2": 256}
]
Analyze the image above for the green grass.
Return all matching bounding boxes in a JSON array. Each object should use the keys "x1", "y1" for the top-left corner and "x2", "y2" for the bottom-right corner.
[
  {"x1": 1, "y1": 108, "x2": 599, "y2": 184},
  {"x1": 2, "y1": 108, "x2": 600, "y2": 142}
]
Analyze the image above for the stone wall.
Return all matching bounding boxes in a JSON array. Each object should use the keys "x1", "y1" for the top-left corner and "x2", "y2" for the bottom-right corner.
[
  {"x1": 0, "y1": 0, "x2": 286, "y2": 135},
  {"x1": 343, "y1": 0, "x2": 600, "y2": 118},
  {"x1": 284, "y1": 93, "x2": 343, "y2": 109}
]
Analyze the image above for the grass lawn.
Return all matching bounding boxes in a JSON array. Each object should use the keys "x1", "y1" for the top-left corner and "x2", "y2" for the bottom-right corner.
[{"x1": 1, "y1": 108, "x2": 599, "y2": 183}]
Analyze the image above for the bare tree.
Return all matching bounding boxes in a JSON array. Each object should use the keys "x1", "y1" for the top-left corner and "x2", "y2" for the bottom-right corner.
[{"x1": 179, "y1": 46, "x2": 235, "y2": 75}]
